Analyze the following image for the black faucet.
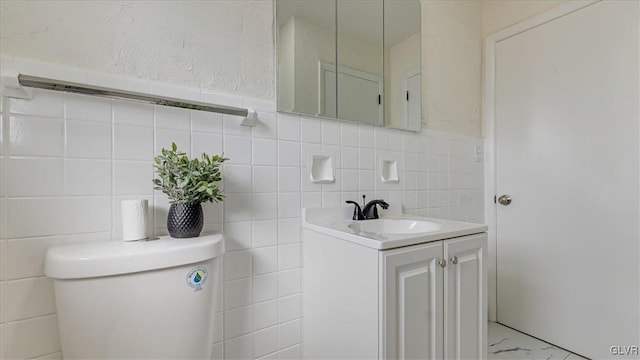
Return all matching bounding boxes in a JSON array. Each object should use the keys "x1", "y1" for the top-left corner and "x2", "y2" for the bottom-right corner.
[
  {"x1": 345, "y1": 201, "x2": 365, "y2": 220},
  {"x1": 362, "y1": 199, "x2": 389, "y2": 219},
  {"x1": 345, "y1": 195, "x2": 389, "y2": 220}
]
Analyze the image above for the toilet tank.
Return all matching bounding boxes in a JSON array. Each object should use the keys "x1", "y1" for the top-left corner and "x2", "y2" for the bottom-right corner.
[{"x1": 45, "y1": 234, "x2": 224, "y2": 360}]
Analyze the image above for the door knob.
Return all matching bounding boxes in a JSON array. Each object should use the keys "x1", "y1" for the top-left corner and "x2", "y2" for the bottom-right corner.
[{"x1": 498, "y1": 195, "x2": 512, "y2": 205}]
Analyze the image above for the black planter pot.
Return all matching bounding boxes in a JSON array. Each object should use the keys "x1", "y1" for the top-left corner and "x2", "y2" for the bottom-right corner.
[{"x1": 167, "y1": 203, "x2": 204, "y2": 238}]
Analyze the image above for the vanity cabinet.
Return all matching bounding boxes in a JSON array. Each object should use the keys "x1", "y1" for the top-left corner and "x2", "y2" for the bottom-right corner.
[
  {"x1": 383, "y1": 235, "x2": 486, "y2": 359},
  {"x1": 303, "y1": 229, "x2": 487, "y2": 360}
]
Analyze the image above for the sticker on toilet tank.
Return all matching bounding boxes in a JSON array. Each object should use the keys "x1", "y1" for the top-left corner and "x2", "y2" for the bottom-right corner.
[{"x1": 186, "y1": 266, "x2": 208, "y2": 291}]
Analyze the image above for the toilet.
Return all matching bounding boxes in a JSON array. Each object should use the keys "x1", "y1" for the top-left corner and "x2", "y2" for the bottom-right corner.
[{"x1": 44, "y1": 234, "x2": 224, "y2": 359}]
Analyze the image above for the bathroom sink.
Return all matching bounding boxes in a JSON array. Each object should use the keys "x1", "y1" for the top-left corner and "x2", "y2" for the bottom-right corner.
[
  {"x1": 302, "y1": 206, "x2": 488, "y2": 250},
  {"x1": 348, "y1": 218, "x2": 440, "y2": 234}
]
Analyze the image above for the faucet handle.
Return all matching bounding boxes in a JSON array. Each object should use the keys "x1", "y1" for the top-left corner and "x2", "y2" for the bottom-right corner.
[
  {"x1": 368, "y1": 205, "x2": 380, "y2": 220},
  {"x1": 362, "y1": 199, "x2": 390, "y2": 220},
  {"x1": 345, "y1": 201, "x2": 365, "y2": 220}
]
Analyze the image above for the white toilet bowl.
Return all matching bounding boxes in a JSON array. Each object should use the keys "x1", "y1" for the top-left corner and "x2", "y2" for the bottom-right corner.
[{"x1": 45, "y1": 234, "x2": 224, "y2": 359}]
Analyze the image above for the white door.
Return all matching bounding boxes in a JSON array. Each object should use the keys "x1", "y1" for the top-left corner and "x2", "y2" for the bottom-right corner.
[
  {"x1": 495, "y1": 2, "x2": 639, "y2": 359},
  {"x1": 382, "y1": 242, "x2": 443, "y2": 360},
  {"x1": 405, "y1": 69, "x2": 421, "y2": 132},
  {"x1": 444, "y1": 234, "x2": 487, "y2": 360}
]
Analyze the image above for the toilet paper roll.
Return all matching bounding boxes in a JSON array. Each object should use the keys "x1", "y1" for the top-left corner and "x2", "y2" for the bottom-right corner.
[{"x1": 121, "y1": 200, "x2": 148, "y2": 241}]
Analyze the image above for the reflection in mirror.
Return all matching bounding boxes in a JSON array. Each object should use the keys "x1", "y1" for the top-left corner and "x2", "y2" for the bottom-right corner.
[
  {"x1": 336, "y1": 0, "x2": 383, "y2": 125},
  {"x1": 276, "y1": 0, "x2": 336, "y2": 118},
  {"x1": 385, "y1": 0, "x2": 422, "y2": 131},
  {"x1": 276, "y1": 0, "x2": 422, "y2": 132}
]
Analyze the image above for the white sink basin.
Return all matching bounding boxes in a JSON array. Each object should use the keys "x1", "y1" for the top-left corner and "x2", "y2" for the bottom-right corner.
[
  {"x1": 302, "y1": 207, "x2": 487, "y2": 250},
  {"x1": 348, "y1": 219, "x2": 441, "y2": 234}
]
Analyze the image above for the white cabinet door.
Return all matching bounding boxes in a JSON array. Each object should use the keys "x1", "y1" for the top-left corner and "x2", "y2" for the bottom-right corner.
[
  {"x1": 382, "y1": 241, "x2": 443, "y2": 360},
  {"x1": 444, "y1": 234, "x2": 487, "y2": 360}
]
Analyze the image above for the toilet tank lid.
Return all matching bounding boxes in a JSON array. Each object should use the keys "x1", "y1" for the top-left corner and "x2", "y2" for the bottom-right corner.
[{"x1": 44, "y1": 234, "x2": 225, "y2": 279}]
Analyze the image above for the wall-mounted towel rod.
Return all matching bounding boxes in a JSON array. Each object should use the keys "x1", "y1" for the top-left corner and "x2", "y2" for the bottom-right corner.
[{"x1": 3, "y1": 73, "x2": 257, "y2": 126}]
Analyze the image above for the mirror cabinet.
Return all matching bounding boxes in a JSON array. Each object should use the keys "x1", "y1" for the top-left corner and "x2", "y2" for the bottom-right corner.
[{"x1": 276, "y1": 0, "x2": 422, "y2": 132}]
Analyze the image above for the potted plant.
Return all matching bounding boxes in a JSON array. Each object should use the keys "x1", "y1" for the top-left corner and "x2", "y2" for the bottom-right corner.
[{"x1": 153, "y1": 143, "x2": 227, "y2": 238}]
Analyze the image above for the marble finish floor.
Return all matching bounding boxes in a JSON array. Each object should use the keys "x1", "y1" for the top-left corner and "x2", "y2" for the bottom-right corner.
[{"x1": 488, "y1": 322, "x2": 588, "y2": 360}]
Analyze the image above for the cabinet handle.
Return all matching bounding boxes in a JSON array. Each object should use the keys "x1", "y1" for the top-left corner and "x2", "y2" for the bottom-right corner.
[
  {"x1": 438, "y1": 258, "x2": 447, "y2": 268},
  {"x1": 450, "y1": 256, "x2": 458, "y2": 265}
]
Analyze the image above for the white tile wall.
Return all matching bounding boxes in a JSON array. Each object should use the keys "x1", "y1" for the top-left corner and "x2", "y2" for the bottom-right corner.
[{"x1": 0, "y1": 57, "x2": 484, "y2": 360}]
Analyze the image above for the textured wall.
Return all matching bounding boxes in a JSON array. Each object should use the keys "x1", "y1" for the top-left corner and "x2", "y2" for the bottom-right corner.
[
  {"x1": 422, "y1": 0, "x2": 483, "y2": 138},
  {"x1": 0, "y1": 0, "x2": 274, "y2": 100},
  {"x1": 482, "y1": 0, "x2": 570, "y2": 36}
]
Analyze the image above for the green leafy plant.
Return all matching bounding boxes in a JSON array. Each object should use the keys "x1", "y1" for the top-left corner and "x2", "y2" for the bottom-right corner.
[{"x1": 153, "y1": 143, "x2": 228, "y2": 204}]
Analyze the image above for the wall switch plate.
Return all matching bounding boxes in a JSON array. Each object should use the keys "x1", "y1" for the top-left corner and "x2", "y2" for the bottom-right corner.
[{"x1": 474, "y1": 145, "x2": 483, "y2": 163}]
